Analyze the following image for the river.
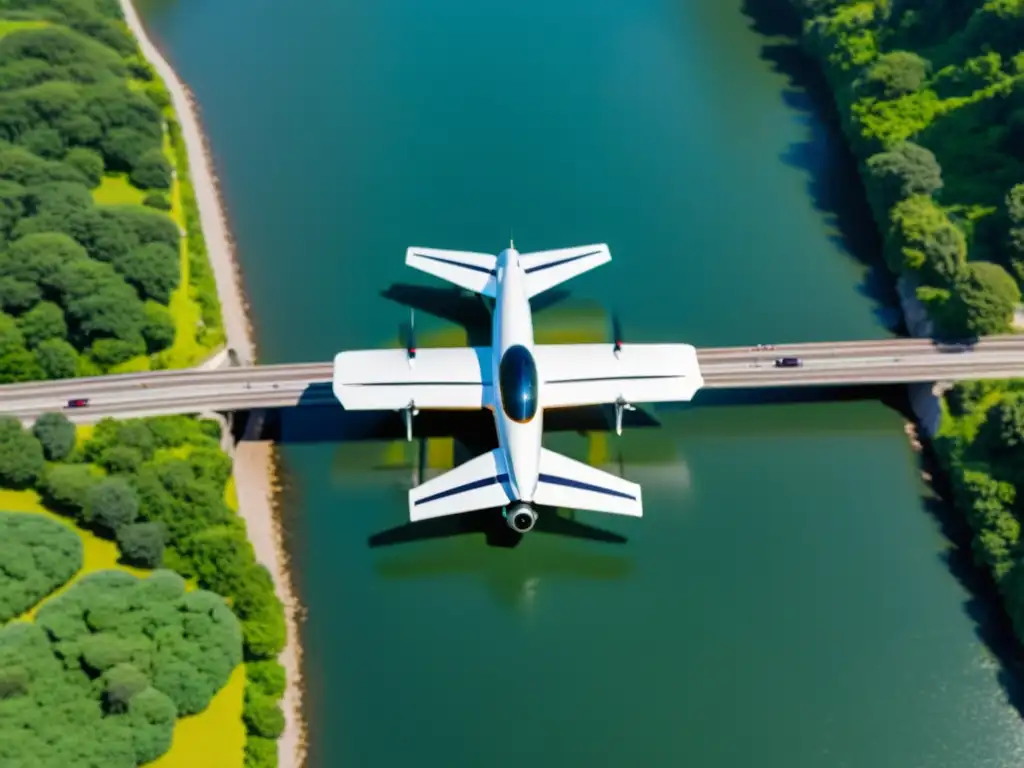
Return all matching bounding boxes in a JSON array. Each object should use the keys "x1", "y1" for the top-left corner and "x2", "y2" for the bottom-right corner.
[{"x1": 136, "y1": 0, "x2": 1024, "y2": 764}]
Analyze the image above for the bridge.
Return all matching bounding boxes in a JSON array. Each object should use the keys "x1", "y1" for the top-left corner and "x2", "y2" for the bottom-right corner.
[{"x1": 1, "y1": 336, "x2": 1022, "y2": 425}]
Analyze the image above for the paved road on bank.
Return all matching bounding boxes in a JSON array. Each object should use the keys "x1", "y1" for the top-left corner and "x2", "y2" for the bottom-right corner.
[{"x1": 2, "y1": 337, "x2": 1023, "y2": 423}]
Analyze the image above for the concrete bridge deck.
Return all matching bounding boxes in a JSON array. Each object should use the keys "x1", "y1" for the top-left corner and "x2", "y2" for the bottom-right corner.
[{"x1": 1, "y1": 336, "x2": 1022, "y2": 423}]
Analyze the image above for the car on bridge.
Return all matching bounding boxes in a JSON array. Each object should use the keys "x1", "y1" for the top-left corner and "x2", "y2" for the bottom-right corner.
[
  {"x1": 65, "y1": 398, "x2": 89, "y2": 409},
  {"x1": 774, "y1": 357, "x2": 802, "y2": 368}
]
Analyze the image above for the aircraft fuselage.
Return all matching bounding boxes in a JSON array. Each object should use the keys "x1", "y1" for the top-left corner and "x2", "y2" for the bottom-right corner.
[{"x1": 491, "y1": 247, "x2": 543, "y2": 506}]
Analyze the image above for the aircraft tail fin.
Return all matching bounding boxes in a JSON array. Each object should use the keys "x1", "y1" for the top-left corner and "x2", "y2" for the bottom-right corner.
[
  {"x1": 409, "y1": 448, "x2": 514, "y2": 522},
  {"x1": 532, "y1": 447, "x2": 642, "y2": 517},
  {"x1": 519, "y1": 244, "x2": 611, "y2": 299},
  {"x1": 405, "y1": 247, "x2": 498, "y2": 297}
]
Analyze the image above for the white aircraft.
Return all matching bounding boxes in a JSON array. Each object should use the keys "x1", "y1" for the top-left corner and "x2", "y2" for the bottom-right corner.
[{"x1": 332, "y1": 242, "x2": 704, "y2": 533}]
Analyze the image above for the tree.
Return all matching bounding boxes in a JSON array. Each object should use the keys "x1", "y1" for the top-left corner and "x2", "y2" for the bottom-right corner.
[
  {"x1": 244, "y1": 737, "x2": 279, "y2": 768},
  {"x1": 32, "y1": 411, "x2": 76, "y2": 461},
  {"x1": 19, "y1": 126, "x2": 63, "y2": 159},
  {"x1": 243, "y1": 687, "x2": 285, "y2": 739},
  {"x1": 118, "y1": 242, "x2": 179, "y2": 303},
  {"x1": 4, "y1": 231, "x2": 89, "y2": 285},
  {"x1": 100, "y1": 126, "x2": 158, "y2": 172},
  {"x1": 952, "y1": 261, "x2": 1020, "y2": 337},
  {"x1": 246, "y1": 660, "x2": 286, "y2": 698},
  {"x1": 0, "y1": 512, "x2": 83, "y2": 622},
  {"x1": 0, "y1": 346, "x2": 44, "y2": 383},
  {"x1": 39, "y1": 462, "x2": 100, "y2": 518},
  {"x1": 0, "y1": 416, "x2": 45, "y2": 488},
  {"x1": 0, "y1": 179, "x2": 25, "y2": 238},
  {"x1": 64, "y1": 147, "x2": 104, "y2": 188},
  {"x1": 116, "y1": 521, "x2": 165, "y2": 568},
  {"x1": 975, "y1": 392, "x2": 1024, "y2": 481},
  {"x1": 856, "y1": 50, "x2": 930, "y2": 99},
  {"x1": 17, "y1": 301, "x2": 67, "y2": 348},
  {"x1": 0, "y1": 310, "x2": 25, "y2": 357},
  {"x1": 865, "y1": 141, "x2": 943, "y2": 215},
  {"x1": 98, "y1": 444, "x2": 144, "y2": 474},
  {"x1": 141, "y1": 300, "x2": 175, "y2": 353},
  {"x1": 35, "y1": 337, "x2": 80, "y2": 379},
  {"x1": 102, "y1": 663, "x2": 149, "y2": 714},
  {"x1": 0, "y1": 275, "x2": 41, "y2": 313},
  {"x1": 83, "y1": 477, "x2": 140, "y2": 536},
  {"x1": 129, "y1": 147, "x2": 171, "y2": 190},
  {"x1": 0, "y1": 145, "x2": 85, "y2": 186}
]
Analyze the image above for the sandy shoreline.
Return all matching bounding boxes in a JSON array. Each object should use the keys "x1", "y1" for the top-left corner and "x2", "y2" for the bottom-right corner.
[{"x1": 117, "y1": 2, "x2": 307, "y2": 766}]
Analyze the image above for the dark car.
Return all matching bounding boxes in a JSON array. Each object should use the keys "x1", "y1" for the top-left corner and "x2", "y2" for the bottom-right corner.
[
  {"x1": 65, "y1": 398, "x2": 89, "y2": 408},
  {"x1": 774, "y1": 357, "x2": 802, "y2": 368}
]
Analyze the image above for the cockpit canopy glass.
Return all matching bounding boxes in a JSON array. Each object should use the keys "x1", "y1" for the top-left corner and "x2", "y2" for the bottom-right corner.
[{"x1": 499, "y1": 345, "x2": 538, "y2": 423}]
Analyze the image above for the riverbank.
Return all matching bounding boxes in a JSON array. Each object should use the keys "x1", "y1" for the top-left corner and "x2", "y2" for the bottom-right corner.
[
  {"x1": 787, "y1": 2, "x2": 1024, "y2": 649},
  {"x1": 117, "y1": 1, "x2": 307, "y2": 765}
]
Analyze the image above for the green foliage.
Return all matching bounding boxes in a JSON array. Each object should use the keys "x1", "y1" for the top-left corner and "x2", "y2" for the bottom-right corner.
[
  {"x1": 39, "y1": 461, "x2": 100, "y2": 518},
  {"x1": 0, "y1": 415, "x2": 44, "y2": 488},
  {"x1": 32, "y1": 410, "x2": 75, "y2": 460},
  {"x1": 245, "y1": 736, "x2": 279, "y2": 768},
  {"x1": 64, "y1": 146, "x2": 104, "y2": 187},
  {"x1": 18, "y1": 300, "x2": 67, "y2": 348},
  {"x1": 143, "y1": 190, "x2": 171, "y2": 210},
  {"x1": 0, "y1": 512, "x2": 82, "y2": 621},
  {"x1": 130, "y1": 146, "x2": 171, "y2": 190},
  {"x1": 118, "y1": 242, "x2": 179, "y2": 303},
  {"x1": 246, "y1": 659, "x2": 286, "y2": 698},
  {"x1": 83, "y1": 476, "x2": 139, "y2": 536},
  {"x1": 243, "y1": 684, "x2": 285, "y2": 739},
  {"x1": 856, "y1": 50, "x2": 931, "y2": 99},
  {"x1": 116, "y1": 521, "x2": 165, "y2": 568},
  {"x1": 0, "y1": 569, "x2": 243, "y2": 766},
  {"x1": 35, "y1": 337, "x2": 79, "y2": 378},
  {"x1": 866, "y1": 142, "x2": 943, "y2": 216}
]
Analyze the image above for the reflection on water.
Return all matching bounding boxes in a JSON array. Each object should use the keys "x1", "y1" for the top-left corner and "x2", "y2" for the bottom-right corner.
[{"x1": 373, "y1": 530, "x2": 635, "y2": 611}]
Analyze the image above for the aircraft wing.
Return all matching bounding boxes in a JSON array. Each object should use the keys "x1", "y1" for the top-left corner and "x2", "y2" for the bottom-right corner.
[
  {"x1": 409, "y1": 448, "x2": 514, "y2": 521},
  {"x1": 533, "y1": 448, "x2": 642, "y2": 517},
  {"x1": 406, "y1": 247, "x2": 497, "y2": 297},
  {"x1": 534, "y1": 343, "x2": 703, "y2": 408},
  {"x1": 333, "y1": 347, "x2": 492, "y2": 410},
  {"x1": 519, "y1": 244, "x2": 610, "y2": 299}
]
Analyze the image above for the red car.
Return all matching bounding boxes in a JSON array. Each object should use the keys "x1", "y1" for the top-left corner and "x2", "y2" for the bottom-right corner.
[{"x1": 65, "y1": 398, "x2": 89, "y2": 409}]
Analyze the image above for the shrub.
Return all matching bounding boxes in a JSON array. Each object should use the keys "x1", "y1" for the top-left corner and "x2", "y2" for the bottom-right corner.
[
  {"x1": 39, "y1": 462, "x2": 100, "y2": 519},
  {"x1": 64, "y1": 147, "x2": 105, "y2": 188},
  {"x1": 32, "y1": 411, "x2": 76, "y2": 460},
  {"x1": 0, "y1": 415, "x2": 45, "y2": 488},
  {"x1": 246, "y1": 659, "x2": 286, "y2": 698},
  {"x1": 83, "y1": 476, "x2": 139, "y2": 536},
  {"x1": 245, "y1": 736, "x2": 279, "y2": 768},
  {"x1": 143, "y1": 191, "x2": 171, "y2": 210},
  {"x1": 865, "y1": 141, "x2": 943, "y2": 215},
  {"x1": 243, "y1": 686, "x2": 286, "y2": 739},
  {"x1": 35, "y1": 337, "x2": 79, "y2": 379},
  {"x1": 0, "y1": 512, "x2": 83, "y2": 621},
  {"x1": 116, "y1": 521, "x2": 165, "y2": 568},
  {"x1": 130, "y1": 147, "x2": 171, "y2": 190}
]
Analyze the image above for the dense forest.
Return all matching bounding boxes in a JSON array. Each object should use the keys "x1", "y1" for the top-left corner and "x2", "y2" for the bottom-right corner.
[
  {"x1": 790, "y1": 0, "x2": 1024, "y2": 641},
  {"x1": 0, "y1": 0, "x2": 223, "y2": 382},
  {"x1": 0, "y1": 413, "x2": 285, "y2": 766}
]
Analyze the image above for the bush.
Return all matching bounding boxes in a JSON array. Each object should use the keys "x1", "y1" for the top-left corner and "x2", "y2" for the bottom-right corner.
[
  {"x1": 39, "y1": 462, "x2": 100, "y2": 519},
  {"x1": 0, "y1": 512, "x2": 83, "y2": 621},
  {"x1": 35, "y1": 337, "x2": 79, "y2": 379},
  {"x1": 18, "y1": 301, "x2": 67, "y2": 348},
  {"x1": 0, "y1": 415, "x2": 45, "y2": 488},
  {"x1": 143, "y1": 191, "x2": 171, "y2": 210},
  {"x1": 116, "y1": 521, "x2": 165, "y2": 568},
  {"x1": 118, "y1": 242, "x2": 179, "y2": 303},
  {"x1": 246, "y1": 659, "x2": 286, "y2": 698},
  {"x1": 865, "y1": 141, "x2": 943, "y2": 215},
  {"x1": 83, "y1": 476, "x2": 139, "y2": 536},
  {"x1": 130, "y1": 147, "x2": 172, "y2": 190},
  {"x1": 141, "y1": 300, "x2": 175, "y2": 353},
  {"x1": 243, "y1": 686, "x2": 286, "y2": 739},
  {"x1": 32, "y1": 411, "x2": 76, "y2": 460},
  {"x1": 64, "y1": 147, "x2": 104, "y2": 188},
  {"x1": 245, "y1": 736, "x2": 279, "y2": 768},
  {"x1": 856, "y1": 50, "x2": 931, "y2": 99}
]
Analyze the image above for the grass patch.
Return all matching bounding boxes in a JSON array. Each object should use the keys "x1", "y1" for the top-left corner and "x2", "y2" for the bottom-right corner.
[
  {"x1": 145, "y1": 663, "x2": 246, "y2": 768},
  {"x1": 0, "y1": 19, "x2": 49, "y2": 38},
  {"x1": 92, "y1": 173, "x2": 147, "y2": 206}
]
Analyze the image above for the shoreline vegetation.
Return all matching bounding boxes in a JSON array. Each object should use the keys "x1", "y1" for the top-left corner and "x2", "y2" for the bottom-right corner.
[
  {"x1": 788, "y1": 1, "x2": 1024, "y2": 655},
  {"x1": 0, "y1": 0, "x2": 305, "y2": 766}
]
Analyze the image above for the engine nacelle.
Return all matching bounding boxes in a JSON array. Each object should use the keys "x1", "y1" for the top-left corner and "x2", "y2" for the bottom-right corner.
[{"x1": 506, "y1": 503, "x2": 537, "y2": 533}]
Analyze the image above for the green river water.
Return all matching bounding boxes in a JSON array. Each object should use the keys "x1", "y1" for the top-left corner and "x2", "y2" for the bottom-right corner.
[{"x1": 137, "y1": 0, "x2": 1024, "y2": 764}]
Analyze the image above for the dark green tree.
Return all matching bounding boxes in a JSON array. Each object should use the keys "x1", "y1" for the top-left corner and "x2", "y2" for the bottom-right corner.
[
  {"x1": 865, "y1": 141, "x2": 943, "y2": 215},
  {"x1": 116, "y1": 521, "x2": 165, "y2": 568},
  {"x1": 130, "y1": 147, "x2": 172, "y2": 190},
  {"x1": 83, "y1": 477, "x2": 140, "y2": 536},
  {"x1": 0, "y1": 416, "x2": 45, "y2": 488},
  {"x1": 118, "y1": 242, "x2": 179, "y2": 303},
  {"x1": 32, "y1": 411, "x2": 76, "y2": 461},
  {"x1": 64, "y1": 147, "x2": 105, "y2": 188},
  {"x1": 39, "y1": 462, "x2": 100, "y2": 519},
  {"x1": 17, "y1": 301, "x2": 67, "y2": 348},
  {"x1": 141, "y1": 300, "x2": 175, "y2": 353},
  {"x1": 856, "y1": 50, "x2": 930, "y2": 98},
  {"x1": 35, "y1": 337, "x2": 80, "y2": 379}
]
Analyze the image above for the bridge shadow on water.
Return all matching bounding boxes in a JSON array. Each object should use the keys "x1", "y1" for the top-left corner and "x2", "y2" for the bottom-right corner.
[{"x1": 740, "y1": 0, "x2": 902, "y2": 333}]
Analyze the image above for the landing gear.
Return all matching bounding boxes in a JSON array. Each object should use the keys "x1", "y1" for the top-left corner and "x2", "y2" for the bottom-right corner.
[
  {"x1": 401, "y1": 401, "x2": 418, "y2": 442},
  {"x1": 614, "y1": 396, "x2": 635, "y2": 437}
]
